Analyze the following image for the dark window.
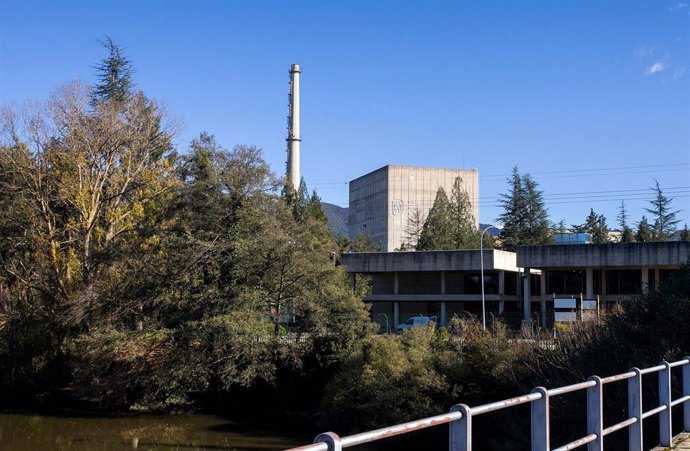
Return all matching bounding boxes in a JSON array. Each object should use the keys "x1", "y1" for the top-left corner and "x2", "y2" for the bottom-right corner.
[
  {"x1": 547, "y1": 270, "x2": 585, "y2": 294},
  {"x1": 445, "y1": 272, "x2": 464, "y2": 294},
  {"x1": 462, "y1": 272, "x2": 498, "y2": 294},
  {"x1": 606, "y1": 270, "x2": 641, "y2": 295},
  {"x1": 593, "y1": 270, "x2": 601, "y2": 294},
  {"x1": 564, "y1": 270, "x2": 585, "y2": 294},
  {"x1": 504, "y1": 272, "x2": 518, "y2": 295},
  {"x1": 371, "y1": 273, "x2": 395, "y2": 295},
  {"x1": 546, "y1": 271, "x2": 565, "y2": 294},
  {"x1": 530, "y1": 273, "x2": 541, "y2": 295},
  {"x1": 398, "y1": 272, "x2": 442, "y2": 294}
]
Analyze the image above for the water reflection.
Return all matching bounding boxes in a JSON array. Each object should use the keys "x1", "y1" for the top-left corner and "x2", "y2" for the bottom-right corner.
[{"x1": 0, "y1": 412, "x2": 308, "y2": 450}]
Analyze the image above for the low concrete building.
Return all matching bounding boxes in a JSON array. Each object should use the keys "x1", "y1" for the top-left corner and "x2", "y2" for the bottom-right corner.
[
  {"x1": 342, "y1": 242, "x2": 690, "y2": 330},
  {"x1": 342, "y1": 249, "x2": 525, "y2": 331},
  {"x1": 348, "y1": 165, "x2": 479, "y2": 251},
  {"x1": 517, "y1": 241, "x2": 690, "y2": 325}
]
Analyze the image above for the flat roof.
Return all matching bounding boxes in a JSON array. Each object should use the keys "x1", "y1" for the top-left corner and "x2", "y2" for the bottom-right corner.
[
  {"x1": 348, "y1": 165, "x2": 479, "y2": 184},
  {"x1": 517, "y1": 241, "x2": 690, "y2": 268},
  {"x1": 341, "y1": 249, "x2": 518, "y2": 273}
]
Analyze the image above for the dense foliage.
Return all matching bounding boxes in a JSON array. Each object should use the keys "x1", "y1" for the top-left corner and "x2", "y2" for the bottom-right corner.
[
  {"x1": 416, "y1": 178, "x2": 487, "y2": 251},
  {"x1": 0, "y1": 43, "x2": 372, "y2": 410},
  {"x1": 497, "y1": 167, "x2": 551, "y2": 251}
]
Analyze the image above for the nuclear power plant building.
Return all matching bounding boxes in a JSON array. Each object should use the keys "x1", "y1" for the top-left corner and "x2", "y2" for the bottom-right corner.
[{"x1": 348, "y1": 165, "x2": 479, "y2": 251}]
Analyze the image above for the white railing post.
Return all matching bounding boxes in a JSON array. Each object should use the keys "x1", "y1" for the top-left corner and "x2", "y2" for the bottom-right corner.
[
  {"x1": 449, "y1": 404, "x2": 472, "y2": 451},
  {"x1": 314, "y1": 432, "x2": 342, "y2": 451},
  {"x1": 587, "y1": 376, "x2": 604, "y2": 451},
  {"x1": 531, "y1": 387, "x2": 550, "y2": 451},
  {"x1": 659, "y1": 361, "x2": 672, "y2": 447},
  {"x1": 628, "y1": 368, "x2": 643, "y2": 451},
  {"x1": 684, "y1": 357, "x2": 690, "y2": 432}
]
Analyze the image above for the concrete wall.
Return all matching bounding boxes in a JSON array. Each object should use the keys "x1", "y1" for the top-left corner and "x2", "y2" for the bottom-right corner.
[
  {"x1": 517, "y1": 242, "x2": 690, "y2": 268},
  {"x1": 349, "y1": 166, "x2": 388, "y2": 249},
  {"x1": 341, "y1": 249, "x2": 518, "y2": 273},
  {"x1": 348, "y1": 165, "x2": 479, "y2": 251}
]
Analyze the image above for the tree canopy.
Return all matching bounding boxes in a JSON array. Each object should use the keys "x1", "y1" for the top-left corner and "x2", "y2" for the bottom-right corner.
[{"x1": 497, "y1": 167, "x2": 551, "y2": 251}]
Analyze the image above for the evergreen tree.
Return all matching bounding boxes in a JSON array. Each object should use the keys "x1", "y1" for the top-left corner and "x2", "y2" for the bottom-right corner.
[
  {"x1": 573, "y1": 208, "x2": 609, "y2": 243},
  {"x1": 305, "y1": 190, "x2": 328, "y2": 224},
  {"x1": 417, "y1": 188, "x2": 453, "y2": 250},
  {"x1": 498, "y1": 169, "x2": 551, "y2": 251},
  {"x1": 617, "y1": 200, "x2": 635, "y2": 243},
  {"x1": 644, "y1": 180, "x2": 681, "y2": 240},
  {"x1": 401, "y1": 208, "x2": 425, "y2": 251},
  {"x1": 497, "y1": 167, "x2": 527, "y2": 251},
  {"x1": 449, "y1": 177, "x2": 481, "y2": 249},
  {"x1": 91, "y1": 36, "x2": 134, "y2": 105},
  {"x1": 522, "y1": 174, "x2": 551, "y2": 246},
  {"x1": 636, "y1": 216, "x2": 653, "y2": 242},
  {"x1": 680, "y1": 224, "x2": 690, "y2": 241}
]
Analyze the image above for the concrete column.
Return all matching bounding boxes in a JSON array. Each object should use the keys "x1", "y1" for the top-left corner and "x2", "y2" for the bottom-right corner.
[
  {"x1": 641, "y1": 267, "x2": 649, "y2": 293},
  {"x1": 441, "y1": 271, "x2": 446, "y2": 294},
  {"x1": 540, "y1": 273, "x2": 547, "y2": 328},
  {"x1": 601, "y1": 269, "x2": 607, "y2": 295},
  {"x1": 523, "y1": 269, "x2": 531, "y2": 327},
  {"x1": 498, "y1": 271, "x2": 505, "y2": 315},
  {"x1": 440, "y1": 302, "x2": 447, "y2": 327},
  {"x1": 539, "y1": 272, "x2": 546, "y2": 326},
  {"x1": 350, "y1": 273, "x2": 356, "y2": 290},
  {"x1": 586, "y1": 267, "x2": 594, "y2": 298},
  {"x1": 394, "y1": 301, "x2": 400, "y2": 327},
  {"x1": 394, "y1": 271, "x2": 399, "y2": 295}
]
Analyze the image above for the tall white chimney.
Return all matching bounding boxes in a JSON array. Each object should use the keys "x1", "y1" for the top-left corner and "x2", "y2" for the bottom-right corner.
[{"x1": 286, "y1": 63, "x2": 301, "y2": 190}]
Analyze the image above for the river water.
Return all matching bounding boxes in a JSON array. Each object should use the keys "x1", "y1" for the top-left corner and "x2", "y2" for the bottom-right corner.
[{"x1": 0, "y1": 412, "x2": 312, "y2": 451}]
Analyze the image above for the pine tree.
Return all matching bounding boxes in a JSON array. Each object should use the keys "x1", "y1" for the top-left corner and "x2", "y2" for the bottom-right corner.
[
  {"x1": 305, "y1": 190, "x2": 328, "y2": 224},
  {"x1": 416, "y1": 187, "x2": 453, "y2": 250},
  {"x1": 521, "y1": 173, "x2": 552, "y2": 247},
  {"x1": 636, "y1": 216, "x2": 653, "y2": 242},
  {"x1": 91, "y1": 36, "x2": 134, "y2": 105},
  {"x1": 573, "y1": 208, "x2": 609, "y2": 243},
  {"x1": 497, "y1": 167, "x2": 527, "y2": 251},
  {"x1": 401, "y1": 208, "x2": 425, "y2": 250},
  {"x1": 449, "y1": 177, "x2": 480, "y2": 249},
  {"x1": 680, "y1": 224, "x2": 690, "y2": 241},
  {"x1": 644, "y1": 180, "x2": 681, "y2": 241},
  {"x1": 617, "y1": 200, "x2": 635, "y2": 243}
]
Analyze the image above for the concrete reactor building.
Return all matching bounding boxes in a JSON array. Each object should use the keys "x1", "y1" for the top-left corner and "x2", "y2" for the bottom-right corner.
[{"x1": 349, "y1": 165, "x2": 479, "y2": 251}]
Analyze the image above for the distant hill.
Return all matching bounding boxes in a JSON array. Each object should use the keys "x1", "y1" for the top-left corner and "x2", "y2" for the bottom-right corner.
[
  {"x1": 479, "y1": 224, "x2": 501, "y2": 236},
  {"x1": 322, "y1": 203, "x2": 349, "y2": 238}
]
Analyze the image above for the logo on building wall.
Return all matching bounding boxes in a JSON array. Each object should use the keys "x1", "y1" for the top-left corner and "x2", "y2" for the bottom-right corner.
[{"x1": 392, "y1": 200, "x2": 403, "y2": 216}]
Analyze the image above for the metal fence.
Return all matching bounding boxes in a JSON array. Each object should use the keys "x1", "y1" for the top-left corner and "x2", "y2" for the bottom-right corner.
[{"x1": 286, "y1": 357, "x2": 690, "y2": 451}]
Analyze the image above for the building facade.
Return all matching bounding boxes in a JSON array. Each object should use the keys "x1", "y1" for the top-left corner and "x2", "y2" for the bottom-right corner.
[
  {"x1": 342, "y1": 249, "x2": 525, "y2": 331},
  {"x1": 342, "y1": 241, "x2": 690, "y2": 330},
  {"x1": 348, "y1": 165, "x2": 479, "y2": 251}
]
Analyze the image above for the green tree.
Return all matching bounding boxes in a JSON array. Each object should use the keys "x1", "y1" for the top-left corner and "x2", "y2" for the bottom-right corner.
[
  {"x1": 573, "y1": 208, "x2": 609, "y2": 244},
  {"x1": 416, "y1": 188, "x2": 453, "y2": 250},
  {"x1": 645, "y1": 180, "x2": 681, "y2": 240},
  {"x1": 617, "y1": 200, "x2": 635, "y2": 243},
  {"x1": 522, "y1": 174, "x2": 552, "y2": 246},
  {"x1": 497, "y1": 167, "x2": 526, "y2": 251},
  {"x1": 400, "y1": 208, "x2": 425, "y2": 251},
  {"x1": 91, "y1": 37, "x2": 134, "y2": 105},
  {"x1": 680, "y1": 224, "x2": 689, "y2": 241},
  {"x1": 636, "y1": 216, "x2": 653, "y2": 242},
  {"x1": 449, "y1": 177, "x2": 481, "y2": 249},
  {"x1": 497, "y1": 168, "x2": 551, "y2": 250}
]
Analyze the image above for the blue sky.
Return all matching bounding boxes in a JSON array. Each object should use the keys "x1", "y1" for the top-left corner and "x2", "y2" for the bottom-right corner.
[{"x1": 1, "y1": 0, "x2": 689, "y2": 229}]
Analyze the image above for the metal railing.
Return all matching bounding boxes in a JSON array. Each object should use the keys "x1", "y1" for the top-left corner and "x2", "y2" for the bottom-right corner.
[{"x1": 286, "y1": 357, "x2": 690, "y2": 451}]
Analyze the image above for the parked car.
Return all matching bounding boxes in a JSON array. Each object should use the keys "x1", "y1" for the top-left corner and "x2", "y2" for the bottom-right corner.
[{"x1": 396, "y1": 315, "x2": 437, "y2": 332}]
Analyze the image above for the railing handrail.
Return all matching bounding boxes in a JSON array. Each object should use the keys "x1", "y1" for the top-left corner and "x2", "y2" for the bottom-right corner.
[{"x1": 285, "y1": 356, "x2": 690, "y2": 451}]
